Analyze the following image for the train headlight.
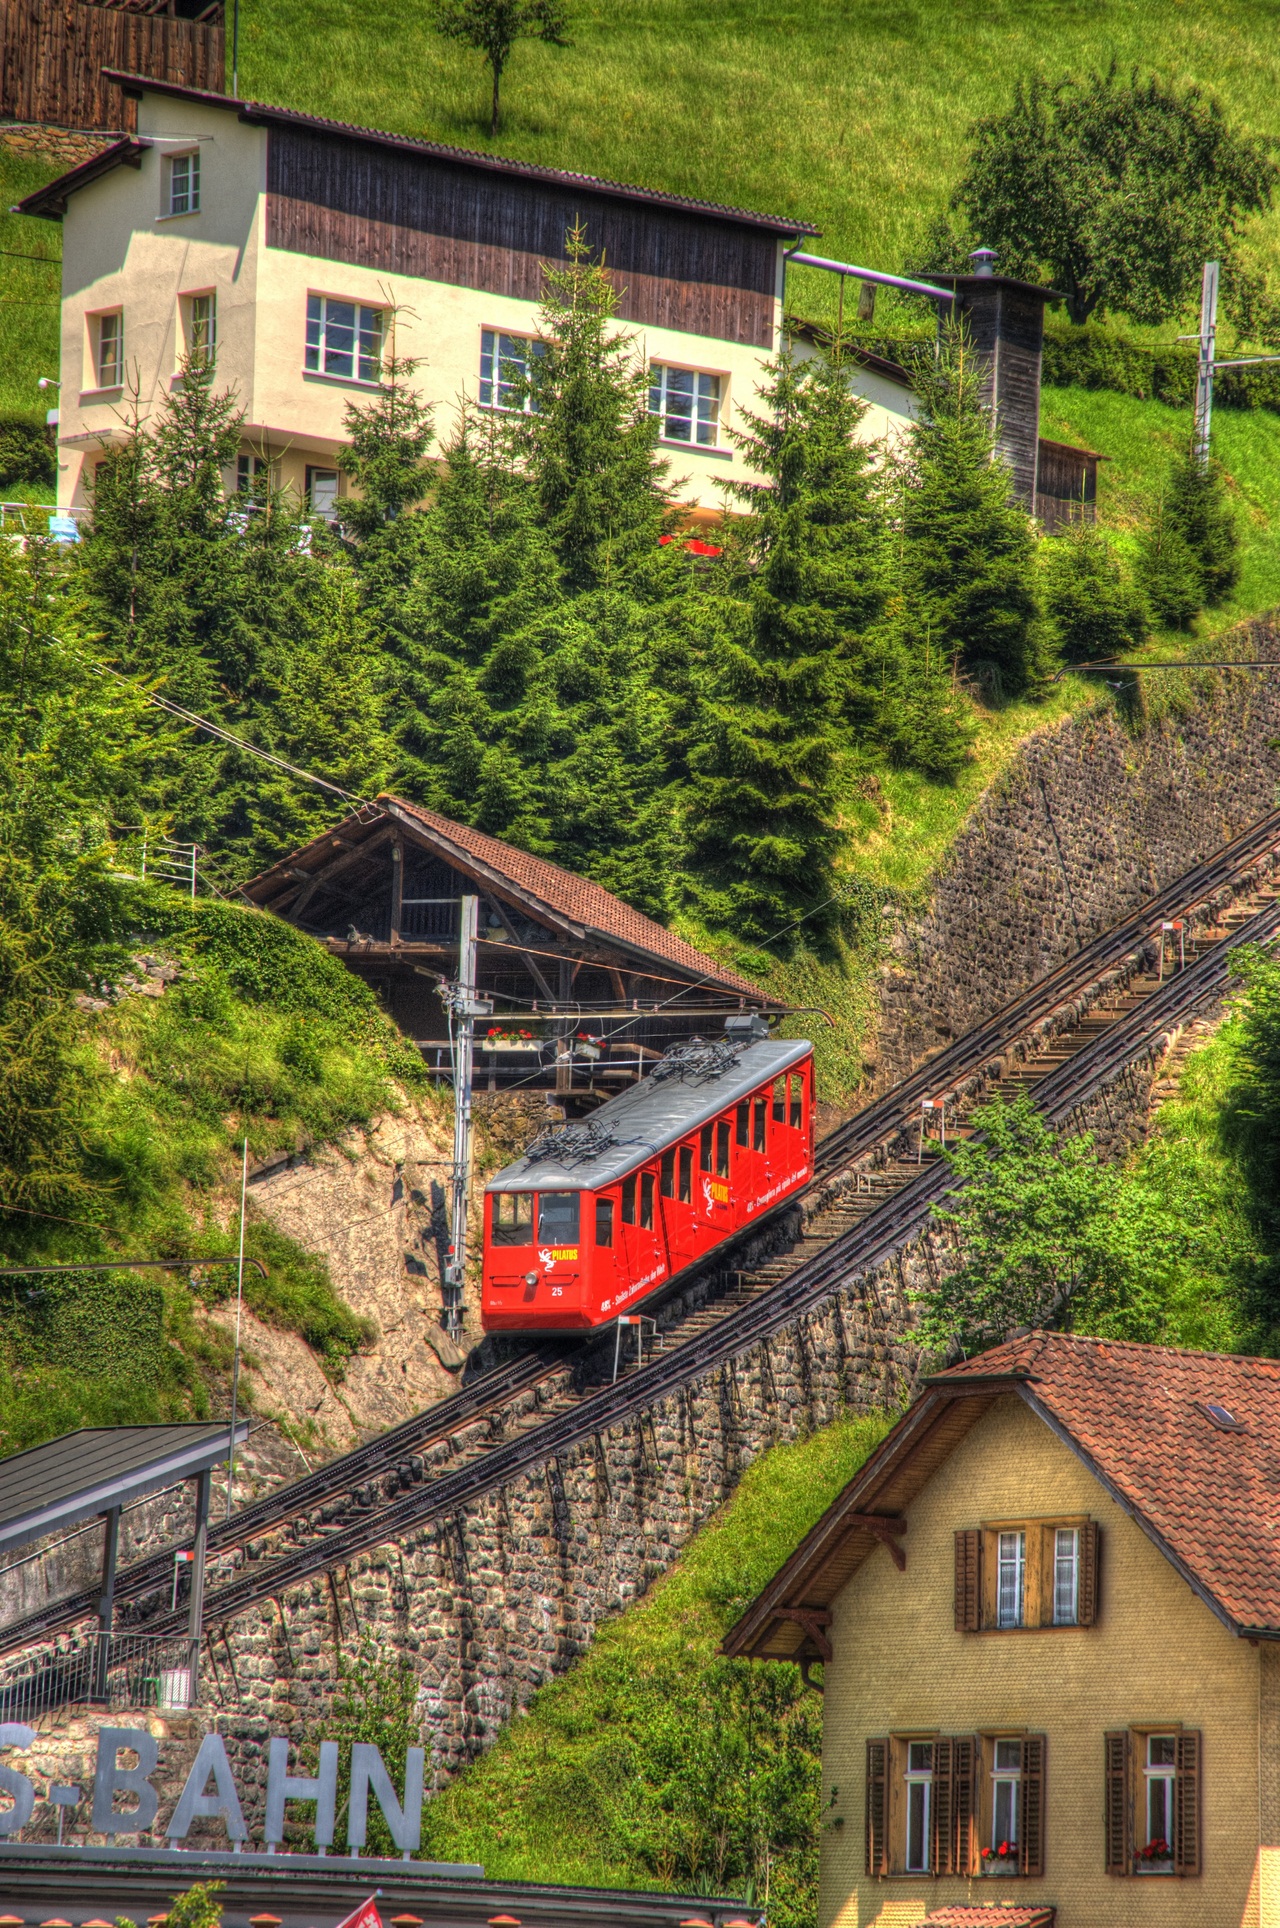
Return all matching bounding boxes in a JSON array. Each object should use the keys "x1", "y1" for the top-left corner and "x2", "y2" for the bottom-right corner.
[{"x1": 524, "y1": 1271, "x2": 538, "y2": 1287}]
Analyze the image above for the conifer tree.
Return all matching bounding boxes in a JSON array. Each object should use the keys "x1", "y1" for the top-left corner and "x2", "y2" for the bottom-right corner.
[
  {"x1": 336, "y1": 338, "x2": 436, "y2": 541},
  {"x1": 896, "y1": 331, "x2": 1044, "y2": 696},
  {"x1": 505, "y1": 221, "x2": 669, "y2": 590},
  {"x1": 1165, "y1": 451, "x2": 1240, "y2": 607},
  {"x1": 1138, "y1": 486, "x2": 1204, "y2": 630},
  {"x1": 1041, "y1": 520, "x2": 1148, "y2": 663},
  {"x1": 683, "y1": 349, "x2": 882, "y2": 944}
]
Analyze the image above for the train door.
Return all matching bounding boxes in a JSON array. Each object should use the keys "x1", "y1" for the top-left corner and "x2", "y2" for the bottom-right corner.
[
  {"x1": 615, "y1": 1162, "x2": 667, "y2": 1309},
  {"x1": 587, "y1": 1185, "x2": 621, "y2": 1321},
  {"x1": 768, "y1": 1063, "x2": 812, "y2": 1187},
  {"x1": 697, "y1": 1114, "x2": 734, "y2": 1239},
  {"x1": 734, "y1": 1087, "x2": 769, "y2": 1212},
  {"x1": 658, "y1": 1136, "x2": 699, "y2": 1271}
]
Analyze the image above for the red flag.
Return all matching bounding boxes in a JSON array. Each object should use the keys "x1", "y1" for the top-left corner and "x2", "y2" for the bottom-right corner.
[{"x1": 334, "y1": 1896, "x2": 382, "y2": 1928}]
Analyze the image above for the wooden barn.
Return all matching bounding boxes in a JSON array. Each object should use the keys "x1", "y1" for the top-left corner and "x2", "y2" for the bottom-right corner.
[
  {"x1": 0, "y1": 0, "x2": 223, "y2": 134},
  {"x1": 243, "y1": 799, "x2": 780, "y2": 1105}
]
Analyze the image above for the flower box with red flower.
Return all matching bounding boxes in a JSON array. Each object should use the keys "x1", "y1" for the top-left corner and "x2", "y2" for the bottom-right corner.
[
  {"x1": 481, "y1": 1026, "x2": 540, "y2": 1054},
  {"x1": 1135, "y1": 1836, "x2": 1173, "y2": 1873},
  {"x1": 979, "y1": 1840, "x2": 1019, "y2": 1875}
]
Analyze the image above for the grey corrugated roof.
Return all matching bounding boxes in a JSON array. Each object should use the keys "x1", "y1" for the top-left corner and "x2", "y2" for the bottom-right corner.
[
  {"x1": 0, "y1": 1424, "x2": 248, "y2": 1553},
  {"x1": 486, "y1": 1036, "x2": 811, "y2": 1192}
]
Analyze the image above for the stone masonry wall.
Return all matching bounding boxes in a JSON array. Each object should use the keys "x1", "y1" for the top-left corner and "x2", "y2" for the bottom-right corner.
[{"x1": 876, "y1": 635, "x2": 1280, "y2": 1082}]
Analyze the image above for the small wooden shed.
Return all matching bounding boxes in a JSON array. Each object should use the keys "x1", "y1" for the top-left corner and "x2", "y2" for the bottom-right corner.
[
  {"x1": 1035, "y1": 437, "x2": 1106, "y2": 533},
  {"x1": 243, "y1": 798, "x2": 779, "y2": 1104}
]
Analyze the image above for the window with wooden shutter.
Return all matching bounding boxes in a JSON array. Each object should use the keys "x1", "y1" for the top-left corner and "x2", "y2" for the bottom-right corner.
[
  {"x1": 866, "y1": 1738, "x2": 888, "y2": 1876},
  {"x1": 1019, "y1": 1734, "x2": 1046, "y2": 1876},
  {"x1": 955, "y1": 1529, "x2": 981, "y2": 1631},
  {"x1": 1104, "y1": 1731, "x2": 1131, "y2": 1874},
  {"x1": 1077, "y1": 1520, "x2": 1101, "y2": 1625},
  {"x1": 952, "y1": 1734, "x2": 977, "y2": 1875},
  {"x1": 932, "y1": 1736, "x2": 955, "y2": 1874},
  {"x1": 1173, "y1": 1730, "x2": 1201, "y2": 1875}
]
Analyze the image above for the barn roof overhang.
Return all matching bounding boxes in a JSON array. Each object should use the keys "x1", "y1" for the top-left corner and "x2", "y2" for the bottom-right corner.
[{"x1": 243, "y1": 799, "x2": 772, "y2": 1003}]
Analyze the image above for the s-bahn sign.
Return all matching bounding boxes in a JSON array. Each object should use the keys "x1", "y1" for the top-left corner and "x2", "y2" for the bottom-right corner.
[{"x1": 0, "y1": 1723, "x2": 424, "y2": 1854}]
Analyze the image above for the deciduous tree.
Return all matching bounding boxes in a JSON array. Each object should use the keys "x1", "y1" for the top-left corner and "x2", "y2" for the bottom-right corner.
[{"x1": 430, "y1": 0, "x2": 569, "y2": 134}]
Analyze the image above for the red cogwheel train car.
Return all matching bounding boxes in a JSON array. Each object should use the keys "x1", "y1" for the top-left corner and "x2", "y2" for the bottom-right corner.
[{"x1": 481, "y1": 1033, "x2": 814, "y2": 1333}]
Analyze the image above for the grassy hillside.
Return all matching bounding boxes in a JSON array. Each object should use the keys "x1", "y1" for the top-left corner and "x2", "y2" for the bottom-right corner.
[
  {"x1": 239, "y1": 0, "x2": 1280, "y2": 335},
  {"x1": 0, "y1": 889, "x2": 439, "y2": 1454},
  {"x1": 422, "y1": 1409, "x2": 893, "y2": 1925}
]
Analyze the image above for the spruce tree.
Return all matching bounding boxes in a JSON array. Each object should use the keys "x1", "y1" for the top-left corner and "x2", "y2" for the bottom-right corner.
[
  {"x1": 1138, "y1": 486, "x2": 1205, "y2": 630},
  {"x1": 683, "y1": 349, "x2": 882, "y2": 944},
  {"x1": 504, "y1": 220, "x2": 668, "y2": 591},
  {"x1": 336, "y1": 340, "x2": 436, "y2": 541},
  {"x1": 1041, "y1": 520, "x2": 1148, "y2": 663},
  {"x1": 1165, "y1": 451, "x2": 1240, "y2": 607},
  {"x1": 897, "y1": 331, "x2": 1044, "y2": 697}
]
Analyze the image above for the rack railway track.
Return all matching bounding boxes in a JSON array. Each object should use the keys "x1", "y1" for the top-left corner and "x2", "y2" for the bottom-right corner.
[{"x1": 6, "y1": 810, "x2": 1280, "y2": 1656}]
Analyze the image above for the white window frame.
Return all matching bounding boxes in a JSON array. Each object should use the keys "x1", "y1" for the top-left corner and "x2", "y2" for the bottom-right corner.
[
  {"x1": 304, "y1": 294, "x2": 385, "y2": 385},
  {"x1": 903, "y1": 1741, "x2": 933, "y2": 1874},
  {"x1": 185, "y1": 291, "x2": 217, "y2": 367},
  {"x1": 990, "y1": 1738, "x2": 1022, "y2": 1855},
  {"x1": 1139, "y1": 1734, "x2": 1176, "y2": 1870},
  {"x1": 996, "y1": 1530, "x2": 1025, "y2": 1628},
  {"x1": 164, "y1": 149, "x2": 201, "y2": 218},
  {"x1": 1053, "y1": 1526, "x2": 1079, "y2": 1625},
  {"x1": 649, "y1": 362, "x2": 722, "y2": 448},
  {"x1": 94, "y1": 309, "x2": 123, "y2": 389},
  {"x1": 479, "y1": 328, "x2": 543, "y2": 413}
]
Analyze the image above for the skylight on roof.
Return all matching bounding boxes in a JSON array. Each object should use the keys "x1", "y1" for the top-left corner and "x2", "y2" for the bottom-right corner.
[{"x1": 1200, "y1": 1401, "x2": 1247, "y2": 1433}]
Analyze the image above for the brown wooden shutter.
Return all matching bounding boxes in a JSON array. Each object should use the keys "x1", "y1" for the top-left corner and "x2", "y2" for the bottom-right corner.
[
  {"x1": 1078, "y1": 1521, "x2": 1101, "y2": 1625},
  {"x1": 1104, "y1": 1731, "x2": 1131, "y2": 1874},
  {"x1": 953, "y1": 1734, "x2": 977, "y2": 1876},
  {"x1": 1174, "y1": 1730, "x2": 1201, "y2": 1875},
  {"x1": 932, "y1": 1736, "x2": 954, "y2": 1874},
  {"x1": 955, "y1": 1529, "x2": 981, "y2": 1631},
  {"x1": 866, "y1": 1738, "x2": 888, "y2": 1876},
  {"x1": 1019, "y1": 1733, "x2": 1046, "y2": 1877}
]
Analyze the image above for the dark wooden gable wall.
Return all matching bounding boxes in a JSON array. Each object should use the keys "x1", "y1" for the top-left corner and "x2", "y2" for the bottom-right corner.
[
  {"x1": 265, "y1": 124, "x2": 780, "y2": 347},
  {"x1": 954, "y1": 282, "x2": 1045, "y2": 510}
]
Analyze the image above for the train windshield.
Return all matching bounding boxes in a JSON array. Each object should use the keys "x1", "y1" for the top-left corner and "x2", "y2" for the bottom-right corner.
[
  {"x1": 538, "y1": 1192, "x2": 580, "y2": 1244},
  {"x1": 491, "y1": 1192, "x2": 534, "y2": 1245}
]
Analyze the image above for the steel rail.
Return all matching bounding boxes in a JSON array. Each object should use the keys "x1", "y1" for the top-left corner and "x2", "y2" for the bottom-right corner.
[
  {"x1": 126, "y1": 892, "x2": 1280, "y2": 1639},
  {"x1": 5, "y1": 823, "x2": 1278, "y2": 1654},
  {"x1": 814, "y1": 805, "x2": 1280, "y2": 1176}
]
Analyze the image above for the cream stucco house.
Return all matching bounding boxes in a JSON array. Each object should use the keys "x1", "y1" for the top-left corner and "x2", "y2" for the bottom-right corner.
[
  {"x1": 19, "y1": 72, "x2": 820, "y2": 518},
  {"x1": 726, "y1": 1331, "x2": 1280, "y2": 1928}
]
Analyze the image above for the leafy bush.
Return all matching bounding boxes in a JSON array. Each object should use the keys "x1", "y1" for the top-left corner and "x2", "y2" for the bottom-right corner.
[{"x1": 0, "y1": 416, "x2": 54, "y2": 492}]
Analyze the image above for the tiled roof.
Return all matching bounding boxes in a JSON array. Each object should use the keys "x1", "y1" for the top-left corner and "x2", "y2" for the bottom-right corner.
[
  {"x1": 912, "y1": 1908, "x2": 1055, "y2": 1927},
  {"x1": 88, "y1": 74, "x2": 816, "y2": 237},
  {"x1": 939, "y1": 1332, "x2": 1280, "y2": 1634},
  {"x1": 387, "y1": 798, "x2": 763, "y2": 996},
  {"x1": 724, "y1": 1331, "x2": 1280, "y2": 1656}
]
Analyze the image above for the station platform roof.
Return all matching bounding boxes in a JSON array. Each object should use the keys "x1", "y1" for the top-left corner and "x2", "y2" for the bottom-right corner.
[{"x1": 0, "y1": 1423, "x2": 247, "y2": 1555}]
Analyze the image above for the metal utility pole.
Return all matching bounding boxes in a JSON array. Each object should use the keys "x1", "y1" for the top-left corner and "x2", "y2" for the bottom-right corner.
[
  {"x1": 442, "y1": 895, "x2": 490, "y2": 1340},
  {"x1": 1193, "y1": 260, "x2": 1219, "y2": 471}
]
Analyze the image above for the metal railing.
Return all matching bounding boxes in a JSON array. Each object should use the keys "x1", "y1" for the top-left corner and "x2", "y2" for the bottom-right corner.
[
  {"x1": 0, "y1": 501, "x2": 88, "y2": 543},
  {"x1": 0, "y1": 1632, "x2": 202, "y2": 1722}
]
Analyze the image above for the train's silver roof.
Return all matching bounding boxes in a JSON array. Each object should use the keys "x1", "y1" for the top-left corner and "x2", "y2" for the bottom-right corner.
[{"x1": 484, "y1": 1036, "x2": 812, "y2": 1193}]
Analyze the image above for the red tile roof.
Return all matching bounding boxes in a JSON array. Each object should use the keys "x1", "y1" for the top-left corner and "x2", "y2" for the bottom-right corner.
[
  {"x1": 725, "y1": 1331, "x2": 1280, "y2": 1655},
  {"x1": 913, "y1": 1909, "x2": 1055, "y2": 1927},
  {"x1": 386, "y1": 797, "x2": 763, "y2": 995}
]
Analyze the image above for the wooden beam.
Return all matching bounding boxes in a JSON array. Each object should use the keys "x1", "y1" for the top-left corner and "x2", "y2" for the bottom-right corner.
[
  {"x1": 279, "y1": 826, "x2": 394, "y2": 921},
  {"x1": 390, "y1": 839, "x2": 403, "y2": 944},
  {"x1": 483, "y1": 894, "x2": 558, "y2": 1003},
  {"x1": 843, "y1": 1513, "x2": 907, "y2": 1571},
  {"x1": 779, "y1": 1607, "x2": 832, "y2": 1662}
]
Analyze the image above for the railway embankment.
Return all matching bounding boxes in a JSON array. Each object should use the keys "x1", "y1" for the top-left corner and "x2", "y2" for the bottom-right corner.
[{"x1": 876, "y1": 628, "x2": 1280, "y2": 1081}]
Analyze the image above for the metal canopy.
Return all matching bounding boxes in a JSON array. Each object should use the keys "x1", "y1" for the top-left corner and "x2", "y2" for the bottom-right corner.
[
  {"x1": 486, "y1": 1036, "x2": 811, "y2": 1192},
  {"x1": 0, "y1": 1423, "x2": 248, "y2": 1554}
]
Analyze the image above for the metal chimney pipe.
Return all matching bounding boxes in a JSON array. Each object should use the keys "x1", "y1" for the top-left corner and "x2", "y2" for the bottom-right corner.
[{"x1": 968, "y1": 247, "x2": 997, "y2": 277}]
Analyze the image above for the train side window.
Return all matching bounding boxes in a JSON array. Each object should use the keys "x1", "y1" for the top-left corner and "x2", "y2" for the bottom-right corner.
[
  {"x1": 678, "y1": 1144, "x2": 693, "y2": 1203},
  {"x1": 753, "y1": 1095, "x2": 767, "y2": 1151},
  {"x1": 700, "y1": 1124, "x2": 713, "y2": 1172},
  {"x1": 660, "y1": 1149, "x2": 676, "y2": 1198},
  {"x1": 640, "y1": 1171, "x2": 655, "y2": 1230},
  {"x1": 790, "y1": 1072, "x2": 804, "y2": 1128},
  {"x1": 595, "y1": 1195, "x2": 615, "y2": 1247},
  {"x1": 772, "y1": 1076, "x2": 787, "y2": 1122},
  {"x1": 621, "y1": 1176, "x2": 637, "y2": 1225},
  {"x1": 538, "y1": 1191, "x2": 580, "y2": 1244},
  {"x1": 716, "y1": 1119, "x2": 730, "y2": 1177},
  {"x1": 492, "y1": 1192, "x2": 534, "y2": 1245},
  {"x1": 736, "y1": 1101, "x2": 750, "y2": 1147}
]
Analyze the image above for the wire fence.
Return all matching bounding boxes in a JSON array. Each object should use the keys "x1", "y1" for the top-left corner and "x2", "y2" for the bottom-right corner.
[{"x1": 0, "y1": 1632, "x2": 208, "y2": 1722}]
